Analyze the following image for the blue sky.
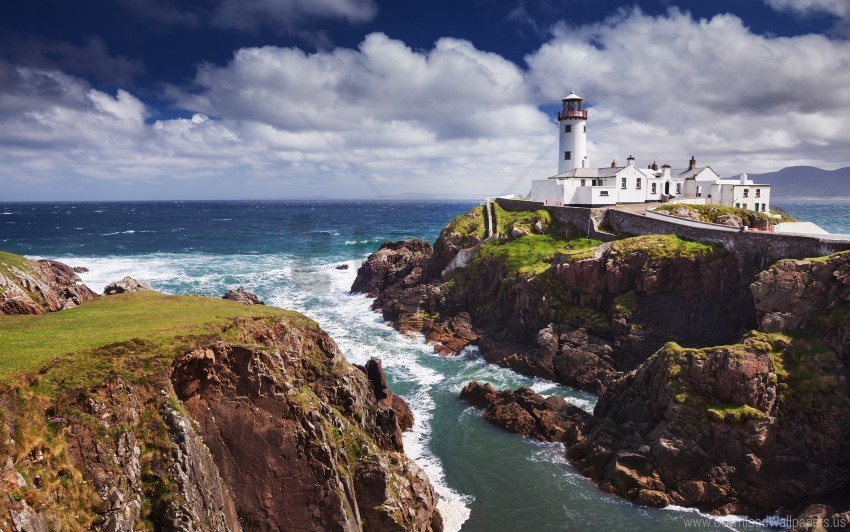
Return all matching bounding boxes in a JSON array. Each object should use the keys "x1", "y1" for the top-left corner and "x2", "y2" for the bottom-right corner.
[{"x1": 1, "y1": 0, "x2": 848, "y2": 200}]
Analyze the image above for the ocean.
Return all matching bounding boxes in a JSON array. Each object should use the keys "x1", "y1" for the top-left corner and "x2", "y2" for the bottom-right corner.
[{"x1": 1, "y1": 198, "x2": 848, "y2": 531}]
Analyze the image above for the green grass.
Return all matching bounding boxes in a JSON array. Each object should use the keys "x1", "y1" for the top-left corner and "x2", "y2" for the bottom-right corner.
[
  {"x1": 492, "y1": 203, "x2": 552, "y2": 236},
  {"x1": 477, "y1": 234, "x2": 601, "y2": 275},
  {"x1": 705, "y1": 403, "x2": 767, "y2": 423},
  {"x1": 0, "y1": 291, "x2": 307, "y2": 379},
  {"x1": 443, "y1": 205, "x2": 487, "y2": 238},
  {"x1": 609, "y1": 234, "x2": 726, "y2": 262}
]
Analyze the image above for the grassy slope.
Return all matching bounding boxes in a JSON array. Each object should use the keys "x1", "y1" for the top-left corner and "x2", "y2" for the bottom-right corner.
[
  {"x1": 443, "y1": 204, "x2": 487, "y2": 238},
  {"x1": 479, "y1": 234, "x2": 600, "y2": 275},
  {"x1": 471, "y1": 203, "x2": 603, "y2": 274},
  {"x1": 0, "y1": 291, "x2": 307, "y2": 381},
  {"x1": 0, "y1": 251, "x2": 33, "y2": 277},
  {"x1": 609, "y1": 234, "x2": 726, "y2": 261}
]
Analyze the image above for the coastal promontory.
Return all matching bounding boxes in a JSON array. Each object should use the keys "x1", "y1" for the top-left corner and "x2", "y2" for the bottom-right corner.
[
  {"x1": 0, "y1": 251, "x2": 442, "y2": 531},
  {"x1": 353, "y1": 202, "x2": 850, "y2": 521}
]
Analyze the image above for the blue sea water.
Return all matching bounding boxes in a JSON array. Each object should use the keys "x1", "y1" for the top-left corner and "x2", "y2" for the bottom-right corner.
[{"x1": 2, "y1": 199, "x2": 848, "y2": 531}]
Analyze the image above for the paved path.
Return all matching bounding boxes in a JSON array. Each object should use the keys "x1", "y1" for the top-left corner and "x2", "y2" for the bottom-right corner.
[{"x1": 607, "y1": 202, "x2": 663, "y2": 215}]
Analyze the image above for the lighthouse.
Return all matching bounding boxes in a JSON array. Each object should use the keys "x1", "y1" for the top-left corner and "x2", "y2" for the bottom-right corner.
[{"x1": 557, "y1": 92, "x2": 589, "y2": 173}]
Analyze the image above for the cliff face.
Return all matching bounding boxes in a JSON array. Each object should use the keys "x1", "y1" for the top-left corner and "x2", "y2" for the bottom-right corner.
[
  {"x1": 0, "y1": 253, "x2": 96, "y2": 315},
  {"x1": 352, "y1": 207, "x2": 758, "y2": 394},
  {"x1": 171, "y1": 327, "x2": 441, "y2": 532},
  {"x1": 0, "y1": 289, "x2": 441, "y2": 531},
  {"x1": 460, "y1": 250, "x2": 850, "y2": 520},
  {"x1": 353, "y1": 207, "x2": 850, "y2": 519}
]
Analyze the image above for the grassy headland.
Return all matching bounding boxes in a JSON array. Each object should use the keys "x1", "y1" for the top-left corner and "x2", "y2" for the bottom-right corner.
[{"x1": 0, "y1": 291, "x2": 306, "y2": 391}]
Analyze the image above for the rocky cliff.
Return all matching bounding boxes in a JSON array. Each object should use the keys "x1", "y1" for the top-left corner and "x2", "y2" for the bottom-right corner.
[
  {"x1": 460, "y1": 250, "x2": 850, "y2": 521},
  {"x1": 353, "y1": 206, "x2": 850, "y2": 520},
  {"x1": 352, "y1": 205, "x2": 758, "y2": 393},
  {"x1": 0, "y1": 264, "x2": 441, "y2": 531},
  {"x1": 0, "y1": 251, "x2": 96, "y2": 315}
]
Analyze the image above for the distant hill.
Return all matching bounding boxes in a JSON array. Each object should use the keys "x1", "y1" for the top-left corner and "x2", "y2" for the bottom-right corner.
[{"x1": 744, "y1": 166, "x2": 850, "y2": 198}]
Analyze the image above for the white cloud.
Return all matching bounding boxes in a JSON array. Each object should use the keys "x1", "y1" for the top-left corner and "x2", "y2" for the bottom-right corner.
[
  {"x1": 764, "y1": 0, "x2": 850, "y2": 18},
  {"x1": 0, "y1": 35, "x2": 553, "y2": 199},
  {"x1": 525, "y1": 8, "x2": 850, "y2": 173},
  {"x1": 2, "y1": 12, "x2": 850, "y2": 200}
]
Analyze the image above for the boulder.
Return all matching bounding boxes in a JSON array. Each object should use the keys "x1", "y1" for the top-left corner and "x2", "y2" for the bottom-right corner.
[
  {"x1": 221, "y1": 287, "x2": 264, "y2": 305},
  {"x1": 103, "y1": 276, "x2": 151, "y2": 296}
]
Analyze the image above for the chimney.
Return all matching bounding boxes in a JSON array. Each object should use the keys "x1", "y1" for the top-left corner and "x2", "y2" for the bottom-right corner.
[
  {"x1": 740, "y1": 173, "x2": 748, "y2": 185},
  {"x1": 627, "y1": 155, "x2": 635, "y2": 167},
  {"x1": 661, "y1": 164, "x2": 671, "y2": 179},
  {"x1": 611, "y1": 159, "x2": 617, "y2": 168},
  {"x1": 688, "y1": 156, "x2": 696, "y2": 170},
  {"x1": 650, "y1": 161, "x2": 658, "y2": 171}
]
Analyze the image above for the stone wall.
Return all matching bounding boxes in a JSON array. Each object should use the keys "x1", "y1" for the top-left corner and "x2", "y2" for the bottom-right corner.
[
  {"x1": 493, "y1": 197, "x2": 850, "y2": 262},
  {"x1": 607, "y1": 209, "x2": 850, "y2": 262}
]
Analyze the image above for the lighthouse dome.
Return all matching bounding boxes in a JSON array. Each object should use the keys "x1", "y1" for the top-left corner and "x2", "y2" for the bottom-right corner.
[{"x1": 562, "y1": 92, "x2": 583, "y2": 101}]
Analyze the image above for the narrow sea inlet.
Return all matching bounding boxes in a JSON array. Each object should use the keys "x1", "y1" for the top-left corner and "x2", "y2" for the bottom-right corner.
[{"x1": 2, "y1": 199, "x2": 846, "y2": 531}]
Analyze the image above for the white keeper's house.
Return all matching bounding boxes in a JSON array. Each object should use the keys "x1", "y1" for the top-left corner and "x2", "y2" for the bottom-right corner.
[{"x1": 530, "y1": 92, "x2": 772, "y2": 213}]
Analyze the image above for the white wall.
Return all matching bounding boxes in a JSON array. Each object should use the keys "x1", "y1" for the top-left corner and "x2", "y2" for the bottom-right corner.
[
  {"x1": 530, "y1": 179, "x2": 564, "y2": 205},
  {"x1": 558, "y1": 119, "x2": 587, "y2": 173},
  {"x1": 709, "y1": 183, "x2": 771, "y2": 212},
  {"x1": 615, "y1": 166, "x2": 650, "y2": 203}
]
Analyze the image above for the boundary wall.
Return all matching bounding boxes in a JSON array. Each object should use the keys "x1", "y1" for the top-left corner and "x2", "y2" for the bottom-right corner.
[{"x1": 493, "y1": 197, "x2": 850, "y2": 262}]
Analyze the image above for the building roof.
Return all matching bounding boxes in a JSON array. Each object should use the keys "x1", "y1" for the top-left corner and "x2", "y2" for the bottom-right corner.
[
  {"x1": 551, "y1": 166, "x2": 627, "y2": 179},
  {"x1": 562, "y1": 92, "x2": 583, "y2": 101}
]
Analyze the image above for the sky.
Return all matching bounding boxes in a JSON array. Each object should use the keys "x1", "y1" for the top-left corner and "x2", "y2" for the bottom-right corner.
[{"x1": 1, "y1": 0, "x2": 849, "y2": 200}]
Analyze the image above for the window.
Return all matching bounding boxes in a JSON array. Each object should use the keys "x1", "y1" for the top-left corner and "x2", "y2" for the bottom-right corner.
[
  {"x1": 743, "y1": 189, "x2": 749, "y2": 198},
  {"x1": 580, "y1": 179, "x2": 586, "y2": 186},
  {"x1": 636, "y1": 178, "x2": 642, "y2": 190},
  {"x1": 651, "y1": 183, "x2": 657, "y2": 194},
  {"x1": 755, "y1": 189, "x2": 761, "y2": 197},
  {"x1": 735, "y1": 203, "x2": 740, "y2": 208},
  {"x1": 761, "y1": 204, "x2": 766, "y2": 212},
  {"x1": 696, "y1": 185, "x2": 702, "y2": 198},
  {"x1": 583, "y1": 125, "x2": 586, "y2": 133},
  {"x1": 565, "y1": 125, "x2": 572, "y2": 133},
  {"x1": 599, "y1": 190, "x2": 609, "y2": 197},
  {"x1": 564, "y1": 151, "x2": 572, "y2": 161},
  {"x1": 621, "y1": 177, "x2": 627, "y2": 189},
  {"x1": 591, "y1": 179, "x2": 598, "y2": 186},
  {"x1": 743, "y1": 203, "x2": 748, "y2": 210},
  {"x1": 676, "y1": 183, "x2": 681, "y2": 194}
]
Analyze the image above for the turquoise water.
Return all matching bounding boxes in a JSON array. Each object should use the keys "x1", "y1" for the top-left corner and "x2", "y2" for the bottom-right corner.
[{"x1": 4, "y1": 199, "x2": 847, "y2": 530}]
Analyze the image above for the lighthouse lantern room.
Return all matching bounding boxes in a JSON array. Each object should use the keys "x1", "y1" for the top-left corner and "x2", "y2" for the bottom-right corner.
[{"x1": 558, "y1": 91, "x2": 589, "y2": 173}]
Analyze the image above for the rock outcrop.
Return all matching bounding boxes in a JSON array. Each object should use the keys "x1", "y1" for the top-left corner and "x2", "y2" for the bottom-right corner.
[
  {"x1": 353, "y1": 207, "x2": 757, "y2": 390},
  {"x1": 221, "y1": 287, "x2": 264, "y2": 305},
  {"x1": 460, "y1": 382, "x2": 587, "y2": 442},
  {"x1": 103, "y1": 276, "x2": 151, "y2": 295},
  {"x1": 0, "y1": 296, "x2": 442, "y2": 531},
  {"x1": 461, "y1": 250, "x2": 850, "y2": 519},
  {"x1": 0, "y1": 256, "x2": 96, "y2": 315},
  {"x1": 171, "y1": 324, "x2": 442, "y2": 532}
]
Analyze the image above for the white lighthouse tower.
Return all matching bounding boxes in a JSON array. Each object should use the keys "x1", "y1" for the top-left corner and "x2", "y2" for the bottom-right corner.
[{"x1": 557, "y1": 92, "x2": 589, "y2": 173}]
